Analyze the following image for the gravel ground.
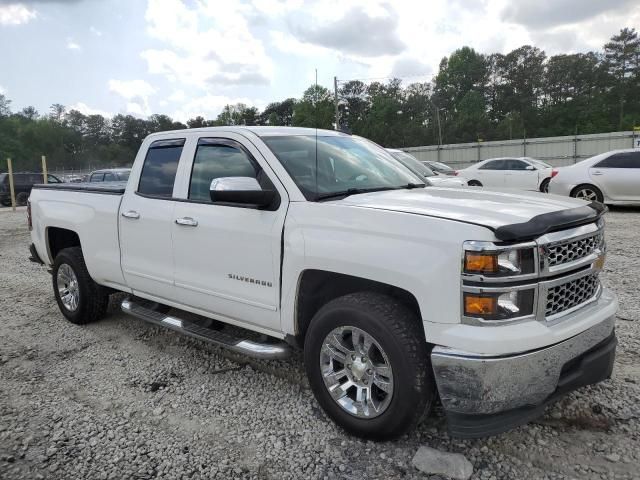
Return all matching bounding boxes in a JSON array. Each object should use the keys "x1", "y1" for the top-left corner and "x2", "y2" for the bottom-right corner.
[{"x1": 0, "y1": 207, "x2": 639, "y2": 480}]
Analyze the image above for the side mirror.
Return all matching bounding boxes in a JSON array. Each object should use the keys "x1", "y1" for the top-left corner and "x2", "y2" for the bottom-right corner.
[
  {"x1": 209, "y1": 177, "x2": 276, "y2": 207},
  {"x1": 525, "y1": 165, "x2": 535, "y2": 171}
]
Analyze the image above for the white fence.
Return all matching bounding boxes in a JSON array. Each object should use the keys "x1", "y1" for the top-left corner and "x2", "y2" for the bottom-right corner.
[{"x1": 404, "y1": 130, "x2": 640, "y2": 169}]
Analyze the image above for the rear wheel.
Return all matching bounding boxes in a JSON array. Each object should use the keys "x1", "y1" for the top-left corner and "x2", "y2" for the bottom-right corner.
[
  {"x1": 571, "y1": 184, "x2": 603, "y2": 203},
  {"x1": 1, "y1": 199, "x2": 10, "y2": 207},
  {"x1": 468, "y1": 180, "x2": 482, "y2": 187},
  {"x1": 52, "y1": 247, "x2": 109, "y2": 324},
  {"x1": 304, "y1": 292, "x2": 435, "y2": 440},
  {"x1": 16, "y1": 192, "x2": 28, "y2": 206},
  {"x1": 540, "y1": 178, "x2": 551, "y2": 193}
]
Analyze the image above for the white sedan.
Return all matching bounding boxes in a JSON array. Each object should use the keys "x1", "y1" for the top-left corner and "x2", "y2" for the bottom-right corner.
[
  {"x1": 459, "y1": 157, "x2": 553, "y2": 192},
  {"x1": 549, "y1": 149, "x2": 640, "y2": 205},
  {"x1": 386, "y1": 149, "x2": 467, "y2": 187}
]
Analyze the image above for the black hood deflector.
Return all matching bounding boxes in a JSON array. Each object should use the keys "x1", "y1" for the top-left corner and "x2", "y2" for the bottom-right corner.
[{"x1": 494, "y1": 202, "x2": 606, "y2": 242}]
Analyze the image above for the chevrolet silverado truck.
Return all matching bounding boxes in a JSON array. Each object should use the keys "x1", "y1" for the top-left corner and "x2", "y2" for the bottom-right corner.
[{"x1": 28, "y1": 127, "x2": 618, "y2": 440}]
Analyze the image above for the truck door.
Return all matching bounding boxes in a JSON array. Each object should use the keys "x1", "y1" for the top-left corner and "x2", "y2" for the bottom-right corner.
[
  {"x1": 119, "y1": 139, "x2": 184, "y2": 301},
  {"x1": 171, "y1": 134, "x2": 287, "y2": 333}
]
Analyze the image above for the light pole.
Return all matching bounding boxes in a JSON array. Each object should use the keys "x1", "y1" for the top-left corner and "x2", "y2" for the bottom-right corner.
[{"x1": 429, "y1": 100, "x2": 443, "y2": 147}]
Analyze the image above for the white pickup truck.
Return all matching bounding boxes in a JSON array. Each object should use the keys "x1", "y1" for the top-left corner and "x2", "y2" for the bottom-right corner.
[{"x1": 28, "y1": 127, "x2": 618, "y2": 440}]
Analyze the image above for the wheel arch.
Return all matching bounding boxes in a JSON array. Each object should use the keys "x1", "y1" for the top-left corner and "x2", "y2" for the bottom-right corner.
[
  {"x1": 47, "y1": 226, "x2": 81, "y2": 262},
  {"x1": 293, "y1": 269, "x2": 422, "y2": 346}
]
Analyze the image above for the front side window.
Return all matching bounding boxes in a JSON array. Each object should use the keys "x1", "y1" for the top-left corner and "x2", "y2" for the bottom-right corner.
[
  {"x1": 47, "y1": 175, "x2": 60, "y2": 183},
  {"x1": 90, "y1": 173, "x2": 103, "y2": 182},
  {"x1": 103, "y1": 172, "x2": 116, "y2": 181},
  {"x1": 506, "y1": 160, "x2": 529, "y2": 170},
  {"x1": 117, "y1": 171, "x2": 131, "y2": 181},
  {"x1": 595, "y1": 152, "x2": 640, "y2": 168},
  {"x1": 137, "y1": 139, "x2": 184, "y2": 197},
  {"x1": 189, "y1": 140, "x2": 259, "y2": 202},
  {"x1": 263, "y1": 135, "x2": 420, "y2": 200}
]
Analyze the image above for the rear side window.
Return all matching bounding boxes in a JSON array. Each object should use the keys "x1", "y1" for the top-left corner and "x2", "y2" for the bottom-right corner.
[
  {"x1": 594, "y1": 152, "x2": 640, "y2": 168},
  {"x1": 480, "y1": 160, "x2": 506, "y2": 170},
  {"x1": 90, "y1": 173, "x2": 103, "y2": 182},
  {"x1": 138, "y1": 139, "x2": 185, "y2": 197},
  {"x1": 188, "y1": 140, "x2": 258, "y2": 202}
]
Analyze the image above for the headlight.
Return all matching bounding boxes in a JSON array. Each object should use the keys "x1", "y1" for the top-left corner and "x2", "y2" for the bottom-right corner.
[
  {"x1": 463, "y1": 289, "x2": 535, "y2": 321},
  {"x1": 463, "y1": 241, "x2": 536, "y2": 278}
]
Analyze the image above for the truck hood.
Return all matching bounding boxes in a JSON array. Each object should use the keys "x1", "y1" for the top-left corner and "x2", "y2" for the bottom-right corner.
[{"x1": 335, "y1": 187, "x2": 590, "y2": 231}]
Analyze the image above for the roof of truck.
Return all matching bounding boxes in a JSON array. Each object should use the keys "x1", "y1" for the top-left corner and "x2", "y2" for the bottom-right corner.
[{"x1": 147, "y1": 126, "x2": 350, "y2": 138}]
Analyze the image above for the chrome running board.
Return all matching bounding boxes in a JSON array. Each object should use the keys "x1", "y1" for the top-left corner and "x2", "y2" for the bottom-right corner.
[{"x1": 121, "y1": 298, "x2": 291, "y2": 360}]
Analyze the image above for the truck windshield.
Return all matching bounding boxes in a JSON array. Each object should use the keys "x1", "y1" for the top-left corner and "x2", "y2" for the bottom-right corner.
[{"x1": 263, "y1": 135, "x2": 423, "y2": 201}]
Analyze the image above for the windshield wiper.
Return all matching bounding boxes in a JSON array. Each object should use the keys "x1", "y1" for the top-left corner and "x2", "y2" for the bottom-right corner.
[
  {"x1": 315, "y1": 186, "x2": 398, "y2": 201},
  {"x1": 403, "y1": 182, "x2": 426, "y2": 189}
]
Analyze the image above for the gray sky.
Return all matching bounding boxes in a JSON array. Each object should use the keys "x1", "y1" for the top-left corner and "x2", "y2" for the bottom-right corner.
[{"x1": 0, "y1": 0, "x2": 638, "y2": 122}]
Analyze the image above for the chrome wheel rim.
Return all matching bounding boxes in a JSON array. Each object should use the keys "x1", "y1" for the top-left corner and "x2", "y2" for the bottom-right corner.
[
  {"x1": 57, "y1": 264, "x2": 79, "y2": 311},
  {"x1": 320, "y1": 326, "x2": 394, "y2": 418},
  {"x1": 575, "y1": 188, "x2": 598, "y2": 201}
]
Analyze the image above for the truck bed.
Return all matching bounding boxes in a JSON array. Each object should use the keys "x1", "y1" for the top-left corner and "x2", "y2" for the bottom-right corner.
[{"x1": 32, "y1": 181, "x2": 127, "y2": 195}]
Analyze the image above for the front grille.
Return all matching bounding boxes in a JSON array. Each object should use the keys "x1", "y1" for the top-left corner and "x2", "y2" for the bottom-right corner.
[
  {"x1": 546, "y1": 273, "x2": 600, "y2": 317},
  {"x1": 545, "y1": 232, "x2": 603, "y2": 268}
]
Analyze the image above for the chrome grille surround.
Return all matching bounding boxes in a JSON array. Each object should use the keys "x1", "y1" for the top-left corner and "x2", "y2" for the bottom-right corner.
[
  {"x1": 537, "y1": 221, "x2": 605, "y2": 277},
  {"x1": 540, "y1": 270, "x2": 601, "y2": 323}
]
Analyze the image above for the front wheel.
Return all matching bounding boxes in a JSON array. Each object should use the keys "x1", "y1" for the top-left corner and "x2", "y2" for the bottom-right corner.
[
  {"x1": 467, "y1": 180, "x2": 482, "y2": 187},
  {"x1": 53, "y1": 247, "x2": 109, "y2": 324},
  {"x1": 304, "y1": 292, "x2": 435, "y2": 440},
  {"x1": 571, "y1": 184, "x2": 603, "y2": 203},
  {"x1": 16, "y1": 192, "x2": 29, "y2": 206}
]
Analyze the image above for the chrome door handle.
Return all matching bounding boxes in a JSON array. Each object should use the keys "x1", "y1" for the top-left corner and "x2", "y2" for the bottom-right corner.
[
  {"x1": 121, "y1": 210, "x2": 140, "y2": 219},
  {"x1": 175, "y1": 217, "x2": 198, "y2": 227},
  {"x1": 592, "y1": 171, "x2": 604, "y2": 176}
]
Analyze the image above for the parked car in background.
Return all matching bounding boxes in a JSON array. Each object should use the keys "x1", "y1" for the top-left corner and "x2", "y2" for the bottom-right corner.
[
  {"x1": 88, "y1": 168, "x2": 131, "y2": 182},
  {"x1": 0, "y1": 172, "x2": 61, "y2": 206},
  {"x1": 423, "y1": 160, "x2": 457, "y2": 176},
  {"x1": 62, "y1": 175, "x2": 85, "y2": 183},
  {"x1": 459, "y1": 157, "x2": 553, "y2": 192},
  {"x1": 549, "y1": 149, "x2": 640, "y2": 205},
  {"x1": 386, "y1": 149, "x2": 467, "y2": 187}
]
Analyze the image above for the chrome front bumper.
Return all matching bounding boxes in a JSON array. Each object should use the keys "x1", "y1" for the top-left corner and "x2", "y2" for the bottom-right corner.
[{"x1": 431, "y1": 300, "x2": 617, "y2": 437}]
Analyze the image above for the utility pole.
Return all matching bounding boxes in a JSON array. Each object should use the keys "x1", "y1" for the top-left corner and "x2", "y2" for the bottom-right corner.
[{"x1": 334, "y1": 76, "x2": 339, "y2": 131}]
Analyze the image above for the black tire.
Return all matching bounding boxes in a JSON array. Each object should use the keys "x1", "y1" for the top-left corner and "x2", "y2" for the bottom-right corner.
[
  {"x1": 540, "y1": 178, "x2": 551, "y2": 193},
  {"x1": 16, "y1": 192, "x2": 28, "y2": 206},
  {"x1": 570, "y1": 184, "x2": 604, "y2": 203},
  {"x1": 52, "y1": 247, "x2": 109, "y2": 325},
  {"x1": 468, "y1": 180, "x2": 482, "y2": 187},
  {"x1": 304, "y1": 292, "x2": 435, "y2": 440},
  {"x1": 1, "y1": 198, "x2": 11, "y2": 207}
]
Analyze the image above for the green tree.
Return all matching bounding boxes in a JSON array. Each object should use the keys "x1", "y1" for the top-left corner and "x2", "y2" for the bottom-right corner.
[{"x1": 604, "y1": 27, "x2": 640, "y2": 129}]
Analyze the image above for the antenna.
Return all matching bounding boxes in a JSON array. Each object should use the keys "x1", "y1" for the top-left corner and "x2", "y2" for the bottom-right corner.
[{"x1": 314, "y1": 68, "x2": 319, "y2": 200}]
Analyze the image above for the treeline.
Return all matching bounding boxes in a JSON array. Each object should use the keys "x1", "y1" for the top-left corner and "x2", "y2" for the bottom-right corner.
[{"x1": 1, "y1": 28, "x2": 639, "y2": 172}]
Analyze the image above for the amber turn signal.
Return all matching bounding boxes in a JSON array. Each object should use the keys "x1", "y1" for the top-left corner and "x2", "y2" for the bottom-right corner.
[
  {"x1": 464, "y1": 252, "x2": 498, "y2": 274},
  {"x1": 464, "y1": 294, "x2": 497, "y2": 316}
]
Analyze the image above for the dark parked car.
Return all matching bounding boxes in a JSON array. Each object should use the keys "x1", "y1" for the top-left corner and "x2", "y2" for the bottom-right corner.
[
  {"x1": 0, "y1": 172, "x2": 62, "y2": 206},
  {"x1": 88, "y1": 168, "x2": 131, "y2": 182}
]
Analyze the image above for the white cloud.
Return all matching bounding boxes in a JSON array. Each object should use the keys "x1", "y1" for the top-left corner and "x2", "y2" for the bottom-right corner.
[
  {"x1": 68, "y1": 102, "x2": 112, "y2": 118},
  {"x1": 0, "y1": 3, "x2": 36, "y2": 26},
  {"x1": 141, "y1": 0, "x2": 274, "y2": 88},
  {"x1": 108, "y1": 79, "x2": 157, "y2": 116},
  {"x1": 0, "y1": 85, "x2": 5, "y2": 95},
  {"x1": 89, "y1": 26, "x2": 102, "y2": 37},
  {"x1": 66, "y1": 38, "x2": 81, "y2": 51}
]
